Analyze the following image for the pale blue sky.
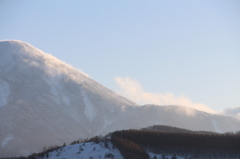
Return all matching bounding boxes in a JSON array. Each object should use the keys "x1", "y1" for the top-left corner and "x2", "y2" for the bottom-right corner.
[{"x1": 1, "y1": 0, "x2": 239, "y2": 112}]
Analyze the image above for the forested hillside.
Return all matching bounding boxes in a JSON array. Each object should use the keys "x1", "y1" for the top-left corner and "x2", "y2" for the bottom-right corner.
[
  {"x1": 142, "y1": 125, "x2": 217, "y2": 134},
  {"x1": 2, "y1": 126, "x2": 240, "y2": 159},
  {"x1": 111, "y1": 129, "x2": 240, "y2": 159}
]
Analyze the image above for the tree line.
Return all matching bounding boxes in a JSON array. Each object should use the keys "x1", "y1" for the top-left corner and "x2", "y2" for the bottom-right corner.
[{"x1": 111, "y1": 129, "x2": 240, "y2": 159}]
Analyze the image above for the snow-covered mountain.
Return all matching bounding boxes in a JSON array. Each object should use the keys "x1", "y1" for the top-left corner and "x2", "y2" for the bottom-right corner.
[
  {"x1": 0, "y1": 40, "x2": 240, "y2": 158},
  {"x1": 0, "y1": 40, "x2": 136, "y2": 157}
]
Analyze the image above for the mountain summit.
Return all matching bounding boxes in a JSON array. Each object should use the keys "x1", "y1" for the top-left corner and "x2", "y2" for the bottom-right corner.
[
  {"x1": 0, "y1": 40, "x2": 240, "y2": 157},
  {"x1": 0, "y1": 40, "x2": 136, "y2": 157}
]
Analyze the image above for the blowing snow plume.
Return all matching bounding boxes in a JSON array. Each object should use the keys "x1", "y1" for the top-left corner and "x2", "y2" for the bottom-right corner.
[{"x1": 115, "y1": 76, "x2": 218, "y2": 114}]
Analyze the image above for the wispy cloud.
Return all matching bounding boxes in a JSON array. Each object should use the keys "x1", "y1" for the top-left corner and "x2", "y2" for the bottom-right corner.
[
  {"x1": 223, "y1": 107, "x2": 240, "y2": 120},
  {"x1": 115, "y1": 76, "x2": 218, "y2": 115}
]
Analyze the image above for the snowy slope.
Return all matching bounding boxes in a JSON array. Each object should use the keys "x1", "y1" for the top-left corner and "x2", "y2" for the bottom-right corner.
[
  {"x1": 0, "y1": 40, "x2": 136, "y2": 157},
  {"x1": 35, "y1": 141, "x2": 184, "y2": 159},
  {"x1": 0, "y1": 40, "x2": 240, "y2": 158},
  {"x1": 37, "y1": 141, "x2": 123, "y2": 159}
]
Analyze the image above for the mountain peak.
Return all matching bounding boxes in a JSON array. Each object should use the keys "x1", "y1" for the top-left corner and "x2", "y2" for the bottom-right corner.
[
  {"x1": 0, "y1": 40, "x2": 41, "y2": 58},
  {"x1": 1, "y1": 40, "x2": 239, "y2": 158},
  {"x1": 0, "y1": 39, "x2": 30, "y2": 46},
  {"x1": 0, "y1": 40, "x2": 92, "y2": 85}
]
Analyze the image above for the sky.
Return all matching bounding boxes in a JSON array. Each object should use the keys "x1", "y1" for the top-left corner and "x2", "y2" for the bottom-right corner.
[{"x1": 0, "y1": 0, "x2": 240, "y2": 114}]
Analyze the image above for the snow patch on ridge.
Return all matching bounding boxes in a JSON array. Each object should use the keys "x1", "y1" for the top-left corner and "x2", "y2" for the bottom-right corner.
[
  {"x1": 43, "y1": 77, "x2": 62, "y2": 104},
  {"x1": 81, "y1": 91, "x2": 96, "y2": 122},
  {"x1": 211, "y1": 120, "x2": 223, "y2": 133},
  {"x1": 1, "y1": 134, "x2": 14, "y2": 148},
  {"x1": 0, "y1": 79, "x2": 10, "y2": 107},
  {"x1": 43, "y1": 76, "x2": 70, "y2": 105}
]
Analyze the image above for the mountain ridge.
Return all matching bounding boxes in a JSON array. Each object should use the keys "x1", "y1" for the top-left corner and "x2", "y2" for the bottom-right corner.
[{"x1": 0, "y1": 40, "x2": 239, "y2": 157}]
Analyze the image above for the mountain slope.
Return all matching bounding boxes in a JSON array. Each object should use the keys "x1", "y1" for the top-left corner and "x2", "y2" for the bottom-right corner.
[
  {"x1": 0, "y1": 40, "x2": 240, "y2": 158},
  {"x1": 0, "y1": 40, "x2": 136, "y2": 157},
  {"x1": 105, "y1": 105, "x2": 240, "y2": 135}
]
